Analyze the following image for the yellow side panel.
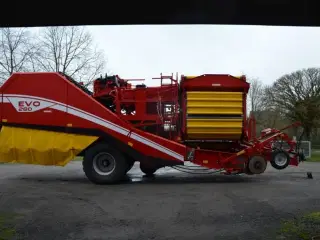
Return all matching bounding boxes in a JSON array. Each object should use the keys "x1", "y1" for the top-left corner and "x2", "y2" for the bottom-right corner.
[
  {"x1": 187, "y1": 91, "x2": 243, "y2": 101},
  {"x1": 0, "y1": 126, "x2": 98, "y2": 166},
  {"x1": 186, "y1": 91, "x2": 243, "y2": 115},
  {"x1": 186, "y1": 118, "x2": 243, "y2": 139}
]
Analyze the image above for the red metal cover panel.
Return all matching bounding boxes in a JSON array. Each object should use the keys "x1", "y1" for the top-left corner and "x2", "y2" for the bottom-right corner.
[
  {"x1": 180, "y1": 74, "x2": 250, "y2": 92},
  {"x1": 0, "y1": 73, "x2": 187, "y2": 163}
]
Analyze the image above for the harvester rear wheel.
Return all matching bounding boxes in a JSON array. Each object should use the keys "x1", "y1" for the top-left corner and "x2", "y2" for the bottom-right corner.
[
  {"x1": 140, "y1": 163, "x2": 157, "y2": 176},
  {"x1": 82, "y1": 143, "x2": 128, "y2": 184},
  {"x1": 270, "y1": 150, "x2": 290, "y2": 170}
]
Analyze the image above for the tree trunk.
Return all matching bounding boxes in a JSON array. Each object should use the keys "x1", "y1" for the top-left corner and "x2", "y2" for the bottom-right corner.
[{"x1": 303, "y1": 125, "x2": 312, "y2": 141}]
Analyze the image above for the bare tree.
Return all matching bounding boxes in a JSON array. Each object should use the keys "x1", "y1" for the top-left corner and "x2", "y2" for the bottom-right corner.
[
  {"x1": 267, "y1": 67, "x2": 320, "y2": 139},
  {"x1": 35, "y1": 26, "x2": 105, "y2": 86},
  {"x1": 247, "y1": 77, "x2": 265, "y2": 112},
  {"x1": 0, "y1": 28, "x2": 36, "y2": 83},
  {"x1": 247, "y1": 77, "x2": 271, "y2": 127}
]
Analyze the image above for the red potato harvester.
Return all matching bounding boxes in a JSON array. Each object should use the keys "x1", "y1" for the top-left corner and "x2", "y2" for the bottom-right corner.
[{"x1": 0, "y1": 72, "x2": 305, "y2": 184}]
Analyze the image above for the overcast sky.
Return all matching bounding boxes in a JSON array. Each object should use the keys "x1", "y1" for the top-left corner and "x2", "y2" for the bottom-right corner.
[{"x1": 87, "y1": 25, "x2": 320, "y2": 86}]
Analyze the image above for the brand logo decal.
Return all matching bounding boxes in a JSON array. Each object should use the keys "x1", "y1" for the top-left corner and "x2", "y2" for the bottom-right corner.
[
  {"x1": 7, "y1": 97, "x2": 56, "y2": 112},
  {"x1": 18, "y1": 100, "x2": 41, "y2": 111}
]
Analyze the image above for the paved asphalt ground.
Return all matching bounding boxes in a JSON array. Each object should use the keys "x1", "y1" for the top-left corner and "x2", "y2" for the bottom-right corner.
[{"x1": 0, "y1": 161, "x2": 319, "y2": 240}]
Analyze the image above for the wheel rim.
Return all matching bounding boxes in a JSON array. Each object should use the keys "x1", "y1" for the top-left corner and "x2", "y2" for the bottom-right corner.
[
  {"x1": 274, "y1": 153, "x2": 288, "y2": 167},
  {"x1": 93, "y1": 152, "x2": 116, "y2": 176}
]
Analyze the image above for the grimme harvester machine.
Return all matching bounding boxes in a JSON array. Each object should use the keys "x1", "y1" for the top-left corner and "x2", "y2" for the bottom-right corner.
[{"x1": 0, "y1": 72, "x2": 305, "y2": 184}]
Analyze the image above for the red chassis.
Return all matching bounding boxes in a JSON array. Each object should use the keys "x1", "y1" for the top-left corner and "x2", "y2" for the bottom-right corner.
[{"x1": 0, "y1": 72, "x2": 304, "y2": 184}]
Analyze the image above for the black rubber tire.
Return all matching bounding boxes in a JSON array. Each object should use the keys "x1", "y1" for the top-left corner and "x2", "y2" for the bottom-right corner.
[
  {"x1": 270, "y1": 150, "x2": 290, "y2": 170},
  {"x1": 140, "y1": 163, "x2": 157, "y2": 176},
  {"x1": 126, "y1": 159, "x2": 135, "y2": 173},
  {"x1": 82, "y1": 143, "x2": 129, "y2": 184},
  {"x1": 244, "y1": 163, "x2": 254, "y2": 175},
  {"x1": 248, "y1": 156, "x2": 267, "y2": 174}
]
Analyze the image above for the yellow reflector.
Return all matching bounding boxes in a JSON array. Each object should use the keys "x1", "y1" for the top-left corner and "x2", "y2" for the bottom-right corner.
[
  {"x1": 184, "y1": 76, "x2": 198, "y2": 79},
  {"x1": 0, "y1": 126, "x2": 98, "y2": 166},
  {"x1": 236, "y1": 150, "x2": 245, "y2": 156}
]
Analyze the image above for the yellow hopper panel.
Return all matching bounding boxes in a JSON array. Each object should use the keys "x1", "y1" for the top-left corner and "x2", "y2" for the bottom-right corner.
[
  {"x1": 186, "y1": 118, "x2": 243, "y2": 139},
  {"x1": 186, "y1": 91, "x2": 243, "y2": 115},
  {"x1": 186, "y1": 91, "x2": 244, "y2": 139},
  {"x1": 0, "y1": 126, "x2": 98, "y2": 166}
]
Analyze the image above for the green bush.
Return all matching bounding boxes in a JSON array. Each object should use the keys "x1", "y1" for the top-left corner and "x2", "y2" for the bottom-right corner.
[{"x1": 279, "y1": 212, "x2": 320, "y2": 240}]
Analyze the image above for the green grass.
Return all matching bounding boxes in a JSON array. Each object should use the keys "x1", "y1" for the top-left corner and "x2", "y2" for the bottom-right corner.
[
  {"x1": 279, "y1": 212, "x2": 320, "y2": 240},
  {"x1": 0, "y1": 213, "x2": 20, "y2": 240},
  {"x1": 309, "y1": 151, "x2": 320, "y2": 162}
]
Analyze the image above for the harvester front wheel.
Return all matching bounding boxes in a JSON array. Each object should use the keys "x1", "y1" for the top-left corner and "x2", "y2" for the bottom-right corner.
[
  {"x1": 270, "y1": 150, "x2": 290, "y2": 170},
  {"x1": 82, "y1": 143, "x2": 128, "y2": 184}
]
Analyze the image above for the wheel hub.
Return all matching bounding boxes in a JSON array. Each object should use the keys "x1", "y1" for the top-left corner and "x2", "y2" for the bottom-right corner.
[
  {"x1": 102, "y1": 160, "x2": 109, "y2": 167},
  {"x1": 93, "y1": 152, "x2": 116, "y2": 176},
  {"x1": 254, "y1": 161, "x2": 262, "y2": 169}
]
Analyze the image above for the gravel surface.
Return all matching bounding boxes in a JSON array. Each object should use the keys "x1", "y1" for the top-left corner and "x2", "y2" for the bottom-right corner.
[{"x1": 0, "y1": 161, "x2": 319, "y2": 240}]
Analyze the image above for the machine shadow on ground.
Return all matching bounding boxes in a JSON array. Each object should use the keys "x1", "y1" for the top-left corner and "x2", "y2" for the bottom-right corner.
[{"x1": 13, "y1": 172, "x2": 258, "y2": 186}]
